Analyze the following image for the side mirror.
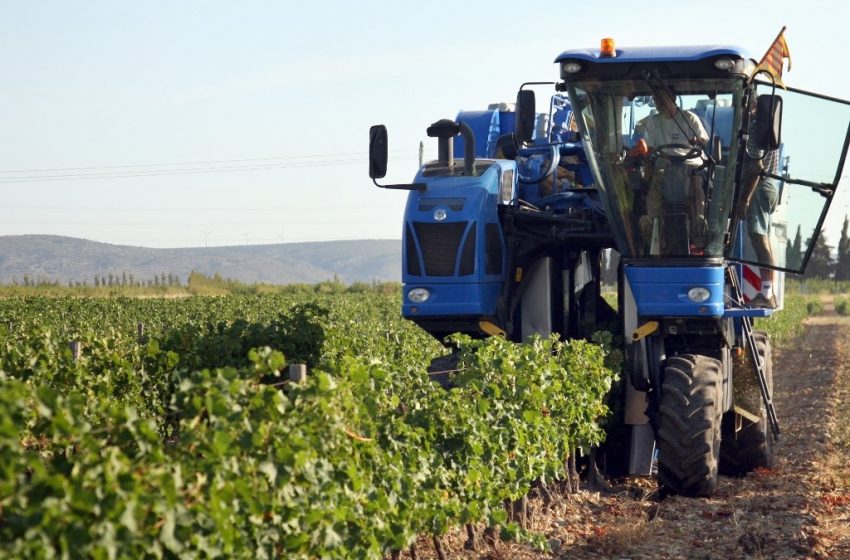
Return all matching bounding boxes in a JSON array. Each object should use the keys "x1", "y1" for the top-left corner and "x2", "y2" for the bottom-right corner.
[
  {"x1": 369, "y1": 125, "x2": 388, "y2": 179},
  {"x1": 753, "y1": 94, "x2": 782, "y2": 150},
  {"x1": 367, "y1": 124, "x2": 426, "y2": 191},
  {"x1": 515, "y1": 90, "x2": 536, "y2": 144}
]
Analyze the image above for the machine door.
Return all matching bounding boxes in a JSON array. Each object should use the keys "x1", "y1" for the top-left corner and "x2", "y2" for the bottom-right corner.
[{"x1": 730, "y1": 82, "x2": 850, "y2": 273}]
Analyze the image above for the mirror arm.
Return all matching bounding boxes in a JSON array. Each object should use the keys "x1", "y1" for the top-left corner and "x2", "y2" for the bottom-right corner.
[
  {"x1": 372, "y1": 178, "x2": 426, "y2": 191},
  {"x1": 769, "y1": 173, "x2": 833, "y2": 198}
]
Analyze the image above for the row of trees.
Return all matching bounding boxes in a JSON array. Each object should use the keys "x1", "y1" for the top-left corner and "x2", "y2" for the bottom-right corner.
[
  {"x1": 11, "y1": 272, "x2": 183, "y2": 288},
  {"x1": 801, "y1": 215, "x2": 850, "y2": 280},
  {"x1": 92, "y1": 272, "x2": 182, "y2": 288},
  {"x1": 4, "y1": 272, "x2": 402, "y2": 297}
]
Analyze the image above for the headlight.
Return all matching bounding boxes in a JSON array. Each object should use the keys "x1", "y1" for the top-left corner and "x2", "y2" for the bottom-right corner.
[
  {"x1": 408, "y1": 288, "x2": 430, "y2": 303},
  {"x1": 563, "y1": 61, "x2": 582, "y2": 74},
  {"x1": 687, "y1": 287, "x2": 711, "y2": 302},
  {"x1": 713, "y1": 58, "x2": 734, "y2": 70}
]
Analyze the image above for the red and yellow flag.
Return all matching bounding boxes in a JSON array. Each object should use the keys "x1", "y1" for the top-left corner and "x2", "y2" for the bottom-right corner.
[{"x1": 755, "y1": 26, "x2": 792, "y2": 87}]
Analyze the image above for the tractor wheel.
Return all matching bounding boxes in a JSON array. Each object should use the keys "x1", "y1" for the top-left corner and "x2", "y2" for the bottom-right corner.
[
  {"x1": 719, "y1": 331, "x2": 775, "y2": 475},
  {"x1": 657, "y1": 354, "x2": 723, "y2": 497}
]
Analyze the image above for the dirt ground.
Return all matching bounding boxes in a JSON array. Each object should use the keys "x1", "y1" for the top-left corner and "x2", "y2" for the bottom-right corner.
[{"x1": 414, "y1": 304, "x2": 850, "y2": 559}]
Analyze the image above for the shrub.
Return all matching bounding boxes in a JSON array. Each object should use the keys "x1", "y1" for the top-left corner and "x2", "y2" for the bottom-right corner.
[{"x1": 806, "y1": 299, "x2": 824, "y2": 315}]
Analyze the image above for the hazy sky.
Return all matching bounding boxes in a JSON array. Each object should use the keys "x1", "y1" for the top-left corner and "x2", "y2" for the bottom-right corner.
[{"x1": 1, "y1": 0, "x2": 848, "y2": 248}]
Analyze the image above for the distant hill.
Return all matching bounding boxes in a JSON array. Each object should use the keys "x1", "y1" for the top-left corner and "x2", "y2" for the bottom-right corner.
[{"x1": 0, "y1": 235, "x2": 401, "y2": 285}]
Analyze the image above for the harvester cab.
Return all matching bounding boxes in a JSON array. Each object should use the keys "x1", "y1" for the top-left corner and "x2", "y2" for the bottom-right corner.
[
  {"x1": 368, "y1": 38, "x2": 850, "y2": 497},
  {"x1": 551, "y1": 43, "x2": 848, "y2": 275}
]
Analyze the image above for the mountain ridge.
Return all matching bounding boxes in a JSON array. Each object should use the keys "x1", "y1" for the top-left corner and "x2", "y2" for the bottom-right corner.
[{"x1": 0, "y1": 235, "x2": 401, "y2": 285}]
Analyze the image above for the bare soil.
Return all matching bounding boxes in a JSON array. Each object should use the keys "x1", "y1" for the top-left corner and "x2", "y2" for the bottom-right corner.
[{"x1": 413, "y1": 305, "x2": 850, "y2": 559}]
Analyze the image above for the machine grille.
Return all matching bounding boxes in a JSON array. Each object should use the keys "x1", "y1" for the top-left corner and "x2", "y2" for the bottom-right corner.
[
  {"x1": 405, "y1": 223, "x2": 422, "y2": 276},
  {"x1": 485, "y1": 223, "x2": 503, "y2": 275},
  {"x1": 418, "y1": 198, "x2": 465, "y2": 211},
  {"x1": 459, "y1": 223, "x2": 476, "y2": 276},
  {"x1": 412, "y1": 221, "x2": 468, "y2": 276}
]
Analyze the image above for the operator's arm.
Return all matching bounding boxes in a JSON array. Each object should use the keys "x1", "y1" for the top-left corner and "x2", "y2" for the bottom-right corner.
[{"x1": 686, "y1": 111, "x2": 709, "y2": 146}]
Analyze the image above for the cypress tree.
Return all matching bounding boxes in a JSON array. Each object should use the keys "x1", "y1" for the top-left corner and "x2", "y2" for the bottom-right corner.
[
  {"x1": 804, "y1": 233, "x2": 833, "y2": 279},
  {"x1": 836, "y1": 215, "x2": 850, "y2": 281},
  {"x1": 786, "y1": 225, "x2": 803, "y2": 270}
]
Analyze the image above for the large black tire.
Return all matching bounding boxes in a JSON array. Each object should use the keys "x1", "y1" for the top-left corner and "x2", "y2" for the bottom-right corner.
[
  {"x1": 657, "y1": 354, "x2": 723, "y2": 497},
  {"x1": 719, "y1": 331, "x2": 775, "y2": 475}
]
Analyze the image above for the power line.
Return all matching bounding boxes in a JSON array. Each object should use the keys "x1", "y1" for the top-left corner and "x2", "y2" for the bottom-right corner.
[
  {"x1": 0, "y1": 154, "x2": 429, "y2": 184},
  {"x1": 0, "y1": 148, "x2": 421, "y2": 176}
]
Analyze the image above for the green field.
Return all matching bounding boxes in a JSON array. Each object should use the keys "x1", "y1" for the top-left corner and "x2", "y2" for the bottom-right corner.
[
  {"x1": 0, "y1": 283, "x2": 833, "y2": 559},
  {"x1": 0, "y1": 293, "x2": 615, "y2": 559}
]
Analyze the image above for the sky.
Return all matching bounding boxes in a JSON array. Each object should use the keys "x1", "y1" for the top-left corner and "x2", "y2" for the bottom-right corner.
[{"x1": 1, "y1": 0, "x2": 849, "y2": 248}]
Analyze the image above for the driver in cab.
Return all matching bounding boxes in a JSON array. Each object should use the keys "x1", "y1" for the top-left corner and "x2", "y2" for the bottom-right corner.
[
  {"x1": 633, "y1": 89, "x2": 709, "y2": 251},
  {"x1": 636, "y1": 90, "x2": 709, "y2": 158}
]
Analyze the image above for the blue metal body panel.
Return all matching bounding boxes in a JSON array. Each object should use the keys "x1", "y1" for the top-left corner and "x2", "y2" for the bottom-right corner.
[
  {"x1": 402, "y1": 160, "x2": 514, "y2": 320},
  {"x1": 406, "y1": 162, "x2": 507, "y2": 241},
  {"x1": 454, "y1": 110, "x2": 501, "y2": 158},
  {"x1": 403, "y1": 282, "x2": 502, "y2": 317},
  {"x1": 555, "y1": 45, "x2": 749, "y2": 64},
  {"x1": 500, "y1": 110, "x2": 516, "y2": 137},
  {"x1": 625, "y1": 265, "x2": 725, "y2": 317},
  {"x1": 453, "y1": 108, "x2": 518, "y2": 159},
  {"x1": 724, "y1": 308, "x2": 772, "y2": 318}
]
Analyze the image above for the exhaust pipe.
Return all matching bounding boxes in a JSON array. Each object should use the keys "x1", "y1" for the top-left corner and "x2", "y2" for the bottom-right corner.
[{"x1": 426, "y1": 119, "x2": 476, "y2": 176}]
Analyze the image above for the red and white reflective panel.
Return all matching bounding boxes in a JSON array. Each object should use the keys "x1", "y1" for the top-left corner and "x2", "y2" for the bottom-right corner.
[{"x1": 741, "y1": 264, "x2": 761, "y2": 303}]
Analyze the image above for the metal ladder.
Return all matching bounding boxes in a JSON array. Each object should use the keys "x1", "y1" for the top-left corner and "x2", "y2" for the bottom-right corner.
[{"x1": 726, "y1": 265, "x2": 780, "y2": 440}]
